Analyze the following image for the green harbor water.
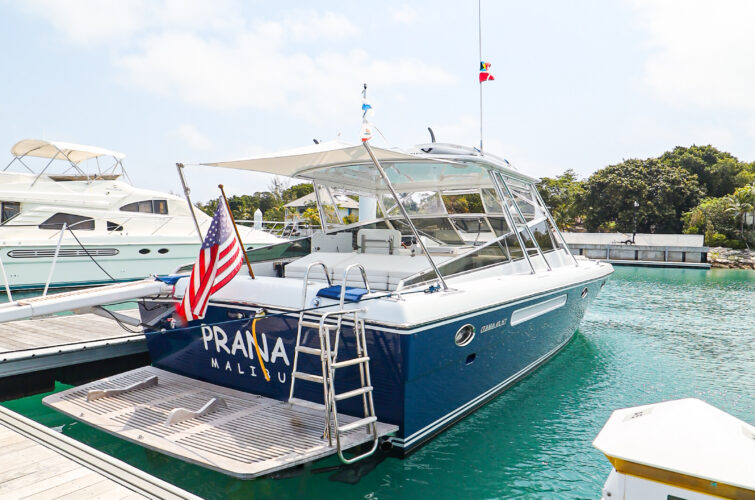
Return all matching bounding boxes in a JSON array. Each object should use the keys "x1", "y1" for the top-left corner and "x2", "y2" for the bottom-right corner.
[{"x1": 3, "y1": 266, "x2": 754, "y2": 499}]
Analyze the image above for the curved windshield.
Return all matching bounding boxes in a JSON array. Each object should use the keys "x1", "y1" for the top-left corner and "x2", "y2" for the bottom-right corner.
[{"x1": 266, "y1": 159, "x2": 572, "y2": 288}]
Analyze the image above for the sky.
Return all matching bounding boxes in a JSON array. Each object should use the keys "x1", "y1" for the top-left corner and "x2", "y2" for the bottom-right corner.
[{"x1": 1, "y1": 0, "x2": 754, "y2": 203}]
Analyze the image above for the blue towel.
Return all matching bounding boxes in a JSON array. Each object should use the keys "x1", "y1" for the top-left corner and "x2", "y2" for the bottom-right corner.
[
  {"x1": 316, "y1": 285, "x2": 369, "y2": 302},
  {"x1": 155, "y1": 274, "x2": 186, "y2": 285}
]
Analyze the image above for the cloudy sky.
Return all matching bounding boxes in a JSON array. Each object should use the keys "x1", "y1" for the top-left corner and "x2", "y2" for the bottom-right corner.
[{"x1": 1, "y1": 0, "x2": 754, "y2": 201}]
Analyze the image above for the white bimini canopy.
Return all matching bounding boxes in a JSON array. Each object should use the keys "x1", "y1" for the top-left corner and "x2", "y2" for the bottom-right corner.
[
  {"x1": 11, "y1": 139, "x2": 126, "y2": 164},
  {"x1": 201, "y1": 140, "x2": 420, "y2": 178},
  {"x1": 199, "y1": 139, "x2": 540, "y2": 188}
]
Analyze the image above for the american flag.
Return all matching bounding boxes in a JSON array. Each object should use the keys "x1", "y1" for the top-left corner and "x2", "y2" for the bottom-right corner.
[{"x1": 177, "y1": 198, "x2": 243, "y2": 322}]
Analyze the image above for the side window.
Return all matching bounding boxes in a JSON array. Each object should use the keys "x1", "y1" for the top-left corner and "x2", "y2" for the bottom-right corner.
[
  {"x1": 120, "y1": 202, "x2": 139, "y2": 212},
  {"x1": 119, "y1": 200, "x2": 169, "y2": 214},
  {"x1": 39, "y1": 213, "x2": 94, "y2": 231},
  {"x1": 1, "y1": 202, "x2": 20, "y2": 223},
  {"x1": 153, "y1": 199, "x2": 168, "y2": 214},
  {"x1": 392, "y1": 217, "x2": 464, "y2": 245},
  {"x1": 107, "y1": 221, "x2": 123, "y2": 232}
]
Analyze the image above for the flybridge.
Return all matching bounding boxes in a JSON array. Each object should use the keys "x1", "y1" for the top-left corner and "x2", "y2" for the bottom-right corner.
[{"x1": 5, "y1": 138, "x2": 131, "y2": 184}]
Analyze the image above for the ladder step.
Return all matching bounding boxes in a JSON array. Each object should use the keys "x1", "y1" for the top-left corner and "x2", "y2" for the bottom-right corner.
[
  {"x1": 295, "y1": 346, "x2": 322, "y2": 355},
  {"x1": 288, "y1": 397, "x2": 327, "y2": 412},
  {"x1": 334, "y1": 386, "x2": 373, "y2": 401},
  {"x1": 299, "y1": 320, "x2": 323, "y2": 330},
  {"x1": 332, "y1": 356, "x2": 370, "y2": 369},
  {"x1": 338, "y1": 416, "x2": 377, "y2": 433},
  {"x1": 293, "y1": 372, "x2": 324, "y2": 383}
]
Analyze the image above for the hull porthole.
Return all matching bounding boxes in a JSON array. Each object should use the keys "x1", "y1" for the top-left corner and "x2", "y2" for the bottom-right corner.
[
  {"x1": 454, "y1": 324, "x2": 475, "y2": 346},
  {"x1": 581, "y1": 287, "x2": 589, "y2": 298}
]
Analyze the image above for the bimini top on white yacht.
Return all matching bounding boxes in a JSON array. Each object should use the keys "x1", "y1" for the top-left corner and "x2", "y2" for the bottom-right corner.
[{"x1": 0, "y1": 139, "x2": 281, "y2": 290}]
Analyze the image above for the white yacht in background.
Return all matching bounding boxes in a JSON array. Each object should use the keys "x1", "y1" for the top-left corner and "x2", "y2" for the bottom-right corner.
[{"x1": 0, "y1": 139, "x2": 281, "y2": 291}]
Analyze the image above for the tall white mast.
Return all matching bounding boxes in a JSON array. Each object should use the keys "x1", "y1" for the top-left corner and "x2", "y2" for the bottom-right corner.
[{"x1": 478, "y1": 0, "x2": 484, "y2": 153}]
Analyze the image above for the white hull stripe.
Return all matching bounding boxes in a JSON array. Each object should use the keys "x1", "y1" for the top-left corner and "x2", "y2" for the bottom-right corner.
[{"x1": 387, "y1": 333, "x2": 573, "y2": 448}]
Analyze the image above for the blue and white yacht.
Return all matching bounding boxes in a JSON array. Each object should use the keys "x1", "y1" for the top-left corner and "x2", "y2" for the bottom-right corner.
[{"x1": 42, "y1": 139, "x2": 612, "y2": 477}]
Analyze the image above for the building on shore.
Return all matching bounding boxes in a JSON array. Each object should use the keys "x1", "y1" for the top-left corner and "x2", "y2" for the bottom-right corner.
[
  {"x1": 562, "y1": 232, "x2": 708, "y2": 268},
  {"x1": 282, "y1": 192, "x2": 359, "y2": 221}
]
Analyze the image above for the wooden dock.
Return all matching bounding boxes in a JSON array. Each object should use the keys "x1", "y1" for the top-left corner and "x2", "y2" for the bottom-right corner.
[
  {"x1": 0, "y1": 311, "x2": 149, "y2": 400},
  {"x1": 0, "y1": 405, "x2": 200, "y2": 499}
]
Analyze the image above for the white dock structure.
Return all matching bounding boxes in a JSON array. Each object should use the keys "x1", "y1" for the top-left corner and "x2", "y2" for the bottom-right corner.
[
  {"x1": 562, "y1": 232, "x2": 710, "y2": 268},
  {"x1": 0, "y1": 405, "x2": 201, "y2": 499},
  {"x1": 0, "y1": 311, "x2": 145, "y2": 377},
  {"x1": 0, "y1": 311, "x2": 148, "y2": 400}
]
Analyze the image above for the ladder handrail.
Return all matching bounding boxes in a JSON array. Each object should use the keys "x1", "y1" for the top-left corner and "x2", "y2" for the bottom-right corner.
[
  {"x1": 300, "y1": 261, "x2": 332, "y2": 309},
  {"x1": 338, "y1": 264, "x2": 371, "y2": 310},
  {"x1": 288, "y1": 261, "x2": 333, "y2": 418}
]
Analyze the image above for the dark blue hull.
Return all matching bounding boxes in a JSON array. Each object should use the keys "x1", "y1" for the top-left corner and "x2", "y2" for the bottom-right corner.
[{"x1": 141, "y1": 277, "x2": 604, "y2": 455}]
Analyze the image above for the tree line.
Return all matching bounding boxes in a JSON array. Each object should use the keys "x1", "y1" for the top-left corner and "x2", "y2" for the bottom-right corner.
[
  {"x1": 538, "y1": 145, "x2": 755, "y2": 248},
  {"x1": 197, "y1": 178, "x2": 314, "y2": 222}
]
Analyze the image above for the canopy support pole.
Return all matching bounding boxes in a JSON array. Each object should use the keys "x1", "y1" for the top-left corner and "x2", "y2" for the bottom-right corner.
[
  {"x1": 176, "y1": 163, "x2": 204, "y2": 243},
  {"x1": 530, "y1": 185, "x2": 579, "y2": 267},
  {"x1": 325, "y1": 186, "x2": 344, "y2": 225},
  {"x1": 362, "y1": 141, "x2": 448, "y2": 291},
  {"x1": 489, "y1": 171, "x2": 536, "y2": 274},
  {"x1": 312, "y1": 182, "x2": 330, "y2": 232}
]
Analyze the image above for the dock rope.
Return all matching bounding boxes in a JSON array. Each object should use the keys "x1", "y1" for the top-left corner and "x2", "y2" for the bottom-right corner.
[
  {"x1": 251, "y1": 311, "x2": 270, "y2": 382},
  {"x1": 97, "y1": 307, "x2": 144, "y2": 334},
  {"x1": 66, "y1": 227, "x2": 117, "y2": 282}
]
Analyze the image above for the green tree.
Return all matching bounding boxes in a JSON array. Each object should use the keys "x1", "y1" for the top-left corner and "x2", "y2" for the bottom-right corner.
[
  {"x1": 282, "y1": 183, "x2": 314, "y2": 203},
  {"x1": 659, "y1": 145, "x2": 750, "y2": 197},
  {"x1": 582, "y1": 158, "x2": 703, "y2": 233},
  {"x1": 196, "y1": 182, "x2": 313, "y2": 222},
  {"x1": 537, "y1": 169, "x2": 585, "y2": 229},
  {"x1": 724, "y1": 185, "x2": 754, "y2": 245},
  {"x1": 683, "y1": 197, "x2": 738, "y2": 245},
  {"x1": 301, "y1": 206, "x2": 320, "y2": 226},
  {"x1": 268, "y1": 177, "x2": 289, "y2": 206}
]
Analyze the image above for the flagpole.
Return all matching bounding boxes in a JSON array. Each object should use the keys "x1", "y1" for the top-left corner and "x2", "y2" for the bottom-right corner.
[
  {"x1": 218, "y1": 184, "x2": 256, "y2": 279},
  {"x1": 478, "y1": 0, "x2": 484, "y2": 153}
]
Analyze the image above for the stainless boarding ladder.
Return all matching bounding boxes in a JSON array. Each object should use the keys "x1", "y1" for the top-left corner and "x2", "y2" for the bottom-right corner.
[{"x1": 288, "y1": 263, "x2": 379, "y2": 464}]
